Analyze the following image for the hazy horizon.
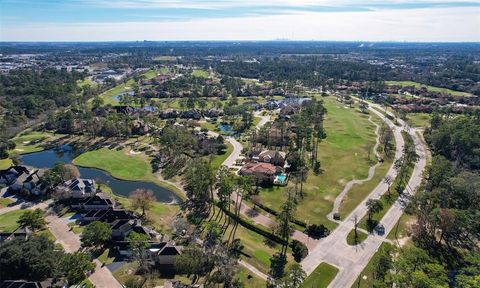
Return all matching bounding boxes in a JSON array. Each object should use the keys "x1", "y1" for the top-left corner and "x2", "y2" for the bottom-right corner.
[{"x1": 1, "y1": 0, "x2": 479, "y2": 42}]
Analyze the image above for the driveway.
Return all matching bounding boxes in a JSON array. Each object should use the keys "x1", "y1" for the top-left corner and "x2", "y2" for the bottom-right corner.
[{"x1": 46, "y1": 214, "x2": 123, "y2": 288}]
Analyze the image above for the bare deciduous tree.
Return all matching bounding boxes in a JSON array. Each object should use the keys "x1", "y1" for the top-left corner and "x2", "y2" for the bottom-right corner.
[{"x1": 129, "y1": 188, "x2": 156, "y2": 217}]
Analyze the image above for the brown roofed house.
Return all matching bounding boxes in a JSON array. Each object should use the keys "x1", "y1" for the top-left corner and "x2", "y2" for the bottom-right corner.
[
  {"x1": 239, "y1": 162, "x2": 278, "y2": 185},
  {"x1": 257, "y1": 150, "x2": 286, "y2": 167}
]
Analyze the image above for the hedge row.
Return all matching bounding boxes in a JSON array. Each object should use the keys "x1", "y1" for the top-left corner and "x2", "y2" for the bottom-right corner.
[{"x1": 218, "y1": 205, "x2": 288, "y2": 245}]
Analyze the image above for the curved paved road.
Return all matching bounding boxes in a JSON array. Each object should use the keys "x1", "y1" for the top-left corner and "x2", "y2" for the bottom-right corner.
[{"x1": 301, "y1": 101, "x2": 428, "y2": 288}]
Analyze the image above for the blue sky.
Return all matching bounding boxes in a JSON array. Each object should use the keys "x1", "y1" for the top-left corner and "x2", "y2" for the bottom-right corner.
[{"x1": 1, "y1": 0, "x2": 479, "y2": 41}]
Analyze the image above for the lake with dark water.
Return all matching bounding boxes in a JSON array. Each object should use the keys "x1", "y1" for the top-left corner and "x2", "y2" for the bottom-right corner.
[{"x1": 19, "y1": 145, "x2": 181, "y2": 203}]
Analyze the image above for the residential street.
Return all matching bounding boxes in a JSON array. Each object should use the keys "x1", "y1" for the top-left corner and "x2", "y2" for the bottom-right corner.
[
  {"x1": 46, "y1": 213, "x2": 123, "y2": 288},
  {"x1": 300, "y1": 101, "x2": 428, "y2": 288},
  {"x1": 223, "y1": 136, "x2": 243, "y2": 168},
  {"x1": 206, "y1": 99, "x2": 428, "y2": 286}
]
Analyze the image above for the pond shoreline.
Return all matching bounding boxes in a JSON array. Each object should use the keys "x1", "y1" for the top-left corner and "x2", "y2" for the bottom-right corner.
[{"x1": 18, "y1": 146, "x2": 183, "y2": 204}]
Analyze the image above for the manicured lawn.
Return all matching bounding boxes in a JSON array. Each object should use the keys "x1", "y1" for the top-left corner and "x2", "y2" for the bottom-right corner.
[
  {"x1": 147, "y1": 201, "x2": 181, "y2": 234},
  {"x1": 67, "y1": 222, "x2": 84, "y2": 235},
  {"x1": 97, "y1": 248, "x2": 115, "y2": 265},
  {"x1": 210, "y1": 142, "x2": 233, "y2": 170},
  {"x1": 0, "y1": 209, "x2": 23, "y2": 232},
  {"x1": 79, "y1": 278, "x2": 95, "y2": 288},
  {"x1": 97, "y1": 82, "x2": 132, "y2": 105},
  {"x1": 236, "y1": 267, "x2": 267, "y2": 287},
  {"x1": 113, "y1": 261, "x2": 191, "y2": 286},
  {"x1": 99, "y1": 184, "x2": 130, "y2": 208},
  {"x1": 77, "y1": 78, "x2": 96, "y2": 88},
  {"x1": 385, "y1": 80, "x2": 472, "y2": 97},
  {"x1": 346, "y1": 229, "x2": 368, "y2": 245},
  {"x1": 257, "y1": 96, "x2": 380, "y2": 226},
  {"x1": 338, "y1": 156, "x2": 392, "y2": 219},
  {"x1": 198, "y1": 120, "x2": 218, "y2": 132},
  {"x1": 10, "y1": 130, "x2": 64, "y2": 154},
  {"x1": 100, "y1": 184, "x2": 180, "y2": 234},
  {"x1": 302, "y1": 262, "x2": 339, "y2": 288},
  {"x1": 406, "y1": 112, "x2": 431, "y2": 128},
  {"x1": 0, "y1": 159, "x2": 12, "y2": 170},
  {"x1": 73, "y1": 147, "x2": 183, "y2": 197},
  {"x1": 0, "y1": 198, "x2": 13, "y2": 208},
  {"x1": 74, "y1": 148, "x2": 150, "y2": 180},
  {"x1": 36, "y1": 227, "x2": 57, "y2": 242},
  {"x1": 212, "y1": 209, "x2": 293, "y2": 274},
  {"x1": 223, "y1": 223, "x2": 281, "y2": 274},
  {"x1": 191, "y1": 69, "x2": 209, "y2": 78}
]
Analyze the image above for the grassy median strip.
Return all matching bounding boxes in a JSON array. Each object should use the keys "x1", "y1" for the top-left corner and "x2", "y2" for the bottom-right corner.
[
  {"x1": 302, "y1": 262, "x2": 339, "y2": 288},
  {"x1": 347, "y1": 229, "x2": 368, "y2": 246}
]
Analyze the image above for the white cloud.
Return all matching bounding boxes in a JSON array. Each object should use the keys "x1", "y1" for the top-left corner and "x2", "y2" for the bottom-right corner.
[
  {"x1": 2, "y1": 6, "x2": 479, "y2": 41},
  {"x1": 81, "y1": 0, "x2": 480, "y2": 9}
]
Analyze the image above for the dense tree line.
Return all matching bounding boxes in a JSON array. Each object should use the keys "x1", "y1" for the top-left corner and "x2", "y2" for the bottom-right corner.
[
  {"x1": 213, "y1": 57, "x2": 395, "y2": 88},
  {"x1": 0, "y1": 68, "x2": 86, "y2": 136},
  {"x1": 425, "y1": 113, "x2": 480, "y2": 169},
  {"x1": 0, "y1": 236, "x2": 95, "y2": 285},
  {"x1": 371, "y1": 114, "x2": 480, "y2": 287}
]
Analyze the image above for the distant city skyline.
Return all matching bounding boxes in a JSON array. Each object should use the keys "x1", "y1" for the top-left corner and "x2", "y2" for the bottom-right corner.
[{"x1": 1, "y1": 0, "x2": 479, "y2": 42}]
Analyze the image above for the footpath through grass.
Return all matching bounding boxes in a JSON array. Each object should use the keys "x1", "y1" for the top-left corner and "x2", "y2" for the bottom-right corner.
[
  {"x1": 258, "y1": 97, "x2": 380, "y2": 226},
  {"x1": 358, "y1": 131, "x2": 415, "y2": 232},
  {"x1": 338, "y1": 154, "x2": 392, "y2": 219},
  {"x1": 301, "y1": 262, "x2": 339, "y2": 288}
]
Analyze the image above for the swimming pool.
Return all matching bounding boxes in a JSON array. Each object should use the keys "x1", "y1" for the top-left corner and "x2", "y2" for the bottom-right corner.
[{"x1": 274, "y1": 174, "x2": 288, "y2": 185}]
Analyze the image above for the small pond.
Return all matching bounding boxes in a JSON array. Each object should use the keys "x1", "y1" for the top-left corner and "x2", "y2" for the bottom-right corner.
[{"x1": 20, "y1": 145, "x2": 181, "y2": 204}]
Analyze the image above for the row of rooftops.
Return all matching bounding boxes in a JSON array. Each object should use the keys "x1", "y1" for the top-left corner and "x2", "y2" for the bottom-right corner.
[{"x1": 0, "y1": 280, "x2": 51, "y2": 288}]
